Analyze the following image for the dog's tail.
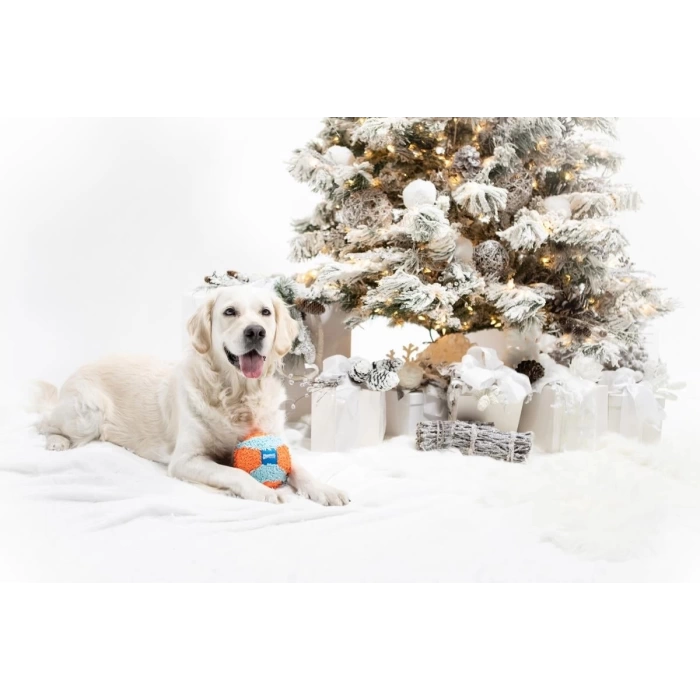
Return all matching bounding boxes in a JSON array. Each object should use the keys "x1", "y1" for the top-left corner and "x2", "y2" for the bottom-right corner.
[{"x1": 27, "y1": 380, "x2": 60, "y2": 415}]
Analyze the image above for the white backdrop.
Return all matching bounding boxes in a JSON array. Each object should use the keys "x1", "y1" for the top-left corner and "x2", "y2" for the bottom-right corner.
[{"x1": 1, "y1": 118, "x2": 697, "y2": 399}]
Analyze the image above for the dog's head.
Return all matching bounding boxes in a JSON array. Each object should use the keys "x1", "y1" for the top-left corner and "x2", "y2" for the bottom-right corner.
[{"x1": 187, "y1": 286, "x2": 298, "y2": 379}]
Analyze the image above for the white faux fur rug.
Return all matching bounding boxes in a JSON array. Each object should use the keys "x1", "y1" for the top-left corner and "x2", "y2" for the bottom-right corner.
[{"x1": 1, "y1": 388, "x2": 699, "y2": 581}]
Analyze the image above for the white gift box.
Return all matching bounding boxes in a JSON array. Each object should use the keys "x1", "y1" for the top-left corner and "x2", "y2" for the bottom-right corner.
[
  {"x1": 446, "y1": 346, "x2": 530, "y2": 433},
  {"x1": 311, "y1": 386, "x2": 386, "y2": 452},
  {"x1": 600, "y1": 368, "x2": 666, "y2": 444},
  {"x1": 385, "y1": 387, "x2": 448, "y2": 437},
  {"x1": 283, "y1": 306, "x2": 352, "y2": 422},
  {"x1": 449, "y1": 394, "x2": 524, "y2": 433},
  {"x1": 608, "y1": 393, "x2": 666, "y2": 443},
  {"x1": 518, "y1": 385, "x2": 609, "y2": 452}
]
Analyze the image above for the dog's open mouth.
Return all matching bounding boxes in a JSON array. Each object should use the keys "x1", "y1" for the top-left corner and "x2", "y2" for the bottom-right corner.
[{"x1": 224, "y1": 346, "x2": 266, "y2": 379}]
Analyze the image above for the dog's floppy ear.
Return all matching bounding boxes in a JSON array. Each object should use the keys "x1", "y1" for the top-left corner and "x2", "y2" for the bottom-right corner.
[
  {"x1": 272, "y1": 295, "x2": 299, "y2": 357},
  {"x1": 187, "y1": 297, "x2": 215, "y2": 354}
]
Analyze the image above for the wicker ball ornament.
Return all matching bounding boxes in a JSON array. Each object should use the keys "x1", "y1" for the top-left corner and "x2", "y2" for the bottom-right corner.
[
  {"x1": 494, "y1": 167, "x2": 534, "y2": 214},
  {"x1": 295, "y1": 298, "x2": 326, "y2": 315},
  {"x1": 453, "y1": 145, "x2": 481, "y2": 178},
  {"x1": 341, "y1": 189, "x2": 393, "y2": 228},
  {"x1": 473, "y1": 240, "x2": 509, "y2": 280},
  {"x1": 515, "y1": 359, "x2": 546, "y2": 384}
]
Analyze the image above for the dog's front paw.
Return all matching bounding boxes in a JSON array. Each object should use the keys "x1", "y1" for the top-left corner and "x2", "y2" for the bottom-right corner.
[
  {"x1": 234, "y1": 482, "x2": 284, "y2": 505},
  {"x1": 298, "y1": 482, "x2": 349, "y2": 507}
]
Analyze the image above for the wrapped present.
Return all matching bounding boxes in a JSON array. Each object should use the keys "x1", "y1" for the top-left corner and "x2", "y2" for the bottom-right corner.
[
  {"x1": 608, "y1": 394, "x2": 665, "y2": 443},
  {"x1": 283, "y1": 306, "x2": 351, "y2": 422},
  {"x1": 447, "y1": 347, "x2": 530, "y2": 433},
  {"x1": 600, "y1": 368, "x2": 665, "y2": 443},
  {"x1": 385, "y1": 386, "x2": 448, "y2": 437},
  {"x1": 518, "y1": 354, "x2": 608, "y2": 452},
  {"x1": 310, "y1": 356, "x2": 387, "y2": 452}
]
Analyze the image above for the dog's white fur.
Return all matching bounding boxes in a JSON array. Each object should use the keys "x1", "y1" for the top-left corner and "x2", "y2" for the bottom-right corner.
[{"x1": 35, "y1": 286, "x2": 349, "y2": 506}]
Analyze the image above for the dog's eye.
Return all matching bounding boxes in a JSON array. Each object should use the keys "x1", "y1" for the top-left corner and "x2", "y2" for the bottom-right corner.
[
  {"x1": 223, "y1": 308, "x2": 237, "y2": 317},
  {"x1": 261, "y1": 308, "x2": 271, "y2": 316}
]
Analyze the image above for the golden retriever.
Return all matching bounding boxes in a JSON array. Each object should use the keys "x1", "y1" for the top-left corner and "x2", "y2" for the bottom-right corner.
[{"x1": 36, "y1": 285, "x2": 349, "y2": 506}]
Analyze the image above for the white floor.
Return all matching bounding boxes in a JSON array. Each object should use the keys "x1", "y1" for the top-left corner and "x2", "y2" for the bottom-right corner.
[{"x1": 1, "y1": 383, "x2": 699, "y2": 582}]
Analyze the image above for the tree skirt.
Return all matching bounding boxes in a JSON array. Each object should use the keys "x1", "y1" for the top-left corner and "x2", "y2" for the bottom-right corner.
[{"x1": 1, "y1": 397, "x2": 699, "y2": 582}]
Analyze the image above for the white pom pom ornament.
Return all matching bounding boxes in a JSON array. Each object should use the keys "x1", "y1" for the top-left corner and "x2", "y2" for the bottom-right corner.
[
  {"x1": 402, "y1": 179, "x2": 437, "y2": 209},
  {"x1": 326, "y1": 145, "x2": 355, "y2": 166},
  {"x1": 397, "y1": 362, "x2": 424, "y2": 390},
  {"x1": 542, "y1": 195, "x2": 572, "y2": 220},
  {"x1": 455, "y1": 237, "x2": 474, "y2": 264}
]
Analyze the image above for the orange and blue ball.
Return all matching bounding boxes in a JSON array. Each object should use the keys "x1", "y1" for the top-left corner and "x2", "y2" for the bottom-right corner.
[{"x1": 233, "y1": 430, "x2": 292, "y2": 489}]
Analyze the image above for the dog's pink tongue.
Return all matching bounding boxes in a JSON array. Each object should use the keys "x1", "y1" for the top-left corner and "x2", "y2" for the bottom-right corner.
[{"x1": 240, "y1": 351, "x2": 264, "y2": 379}]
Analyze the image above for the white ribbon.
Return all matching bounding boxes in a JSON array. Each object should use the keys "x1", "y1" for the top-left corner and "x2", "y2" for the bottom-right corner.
[
  {"x1": 599, "y1": 368, "x2": 664, "y2": 438},
  {"x1": 317, "y1": 354, "x2": 354, "y2": 385},
  {"x1": 532, "y1": 354, "x2": 598, "y2": 410},
  {"x1": 448, "y1": 346, "x2": 531, "y2": 412},
  {"x1": 530, "y1": 354, "x2": 606, "y2": 446}
]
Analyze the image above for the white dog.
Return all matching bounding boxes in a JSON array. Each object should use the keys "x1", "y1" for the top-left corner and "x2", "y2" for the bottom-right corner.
[{"x1": 36, "y1": 285, "x2": 349, "y2": 506}]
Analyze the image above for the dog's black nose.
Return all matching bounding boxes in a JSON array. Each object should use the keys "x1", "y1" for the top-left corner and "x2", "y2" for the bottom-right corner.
[{"x1": 244, "y1": 324, "x2": 266, "y2": 341}]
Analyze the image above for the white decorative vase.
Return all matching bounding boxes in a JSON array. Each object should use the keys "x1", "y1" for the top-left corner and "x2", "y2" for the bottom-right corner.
[{"x1": 385, "y1": 390, "x2": 424, "y2": 437}]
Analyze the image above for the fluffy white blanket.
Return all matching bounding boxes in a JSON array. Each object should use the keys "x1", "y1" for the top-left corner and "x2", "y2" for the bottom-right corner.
[{"x1": 2, "y1": 390, "x2": 699, "y2": 581}]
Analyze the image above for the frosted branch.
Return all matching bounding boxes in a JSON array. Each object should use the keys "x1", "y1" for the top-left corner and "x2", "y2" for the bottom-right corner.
[{"x1": 453, "y1": 182, "x2": 508, "y2": 217}]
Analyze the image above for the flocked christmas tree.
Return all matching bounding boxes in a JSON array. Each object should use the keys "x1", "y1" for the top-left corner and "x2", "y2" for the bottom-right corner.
[{"x1": 289, "y1": 118, "x2": 674, "y2": 370}]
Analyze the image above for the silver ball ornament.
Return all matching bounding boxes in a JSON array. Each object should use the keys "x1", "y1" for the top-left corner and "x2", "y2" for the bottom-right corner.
[
  {"x1": 341, "y1": 190, "x2": 393, "y2": 228},
  {"x1": 473, "y1": 240, "x2": 509, "y2": 280}
]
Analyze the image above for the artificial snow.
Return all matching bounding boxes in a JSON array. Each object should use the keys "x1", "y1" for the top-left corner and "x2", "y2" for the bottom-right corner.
[{"x1": 2, "y1": 387, "x2": 700, "y2": 582}]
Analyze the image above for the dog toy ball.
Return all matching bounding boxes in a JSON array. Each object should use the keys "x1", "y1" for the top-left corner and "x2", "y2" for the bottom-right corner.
[{"x1": 233, "y1": 430, "x2": 292, "y2": 488}]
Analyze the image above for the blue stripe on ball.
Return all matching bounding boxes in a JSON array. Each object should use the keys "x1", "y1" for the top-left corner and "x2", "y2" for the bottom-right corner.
[{"x1": 250, "y1": 463, "x2": 288, "y2": 484}]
